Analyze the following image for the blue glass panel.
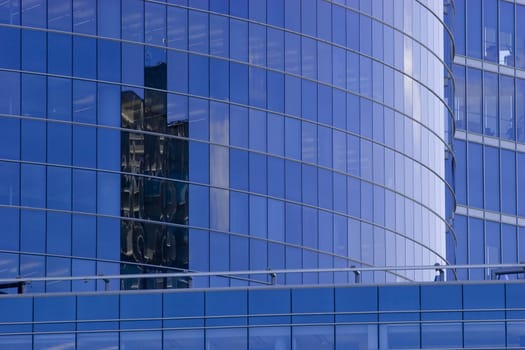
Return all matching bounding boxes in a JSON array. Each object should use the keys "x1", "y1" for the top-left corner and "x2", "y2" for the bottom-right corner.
[
  {"x1": 0, "y1": 27, "x2": 19, "y2": 70},
  {"x1": 267, "y1": 113, "x2": 284, "y2": 156},
  {"x1": 467, "y1": 68, "x2": 482, "y2": 133},
  {"x1": 468, "y1": 218, "x2": 484, "y2": 279},
  {"x1": 500, "y1": 0, "x2": 515, "y2": 66},
  {"x1": 164, "y1": 330, "x2": 204, "y2": 349},
  {"x1": 206, "y1": 290, "x2": 247, "y2": 326},
  {"x1": 209, "y1": 232, "x2": 229, "y2": 286},
  {"x1": 249, "y1": 153, "x2": 267, "y2": 195},
  {"x1": 485, "y1": 220, "x2": 501, "y2": 267},
  {"x1": 164, "y1": 291, "x2": 204, "y2": 327},
  {"x1": 0, "y1": 207, "x2": 19, "y2": 251},
  {"x1": 230, "y1": 19, "x2": 248, "y2": 61},
  {"x1": 267, "y1": 71, "x2": 284, "y2": 113},
  {"x1": 78, "y1": 333, "x2": 118, "y2": 349},
  {"x1": 45, "y1": 257, "x2": 71, "y2": 292},
  {"x1": 292, "y1": 288, "x2": 334, "y2": 324},
  {"x1": 518, "y1": 152, "x2": 525, "y2": 216},
  {"x1": 73, "y1": 0, "x2": 96, "y2": 34},
  {"x1": 285, "y1": 161, "x2": 301, "y2": 201},
  {"x1": 0, "y1": 71, "x2": 19, "y2": 118},
  {"x1": 47, "y1": 78, "x2": 71, "y2": 122},
  {"x1": 464, "y1": 284, "x2": 504, "y2": 320},
  {"x1": 454, "y1": 0, "x2": 465, "y2": 55},
  {"x1": 268, "y1": 199, "x2": 284, "y2": 242},
  {"x1": 517, "y1": 5, "x2": 525, "y2": 69},
  {"x1": 501, "y1": 149, "x2": 516, "y2": 214},
  {"x1": 336, "y1": 325, "x2": 378, "y2": 350},
  {"x1": 121, "y1": 43, "x2": 143, "y2": 86},
  {"x1": 249, "y1": 195, "x2": 267, "y2": 238},
  {"x1": 21, "y1": 1, "x2": 44, "y2": 26},
  {"x1": 421, "y1": 323, "x2": 462, "y2": 349},
  {"x1": 73, "y1": 169, "x2": 96, "y2": 211},
  {"x1": 71, "y1": 259, "x2": 95, "y2": 292},
  {"x1": 500, "y1": 75, "x2": 515, "y2": 140},
  {"x1": 466, "y1": 0, "x2": 481, "y2": 58},
  {"x1": 267, "y1": 28, "x2": 284, "y2": 70},
  {"x1": 293, "y1": 326, "x2": 333, "y2": 350},
  {"x1": 96, "y1": 172, "x2": 119, "y2": 215},
  {"x1": 379, "y1": 285, "x2": 419, "y2": 321},
  {"x1": 97, "y1": 0, "x2": 120, "y2": 38},
  {"x1": 120, "y1": 294, "x2": 162, "y2": 329},
  {"x1": 189, "y1": 229, "x2": 209, "y2": 287},
  {"x1": 72, "y1": 214, "x2": 96, "y2": 257},
  {"x1": 464, "y1": 323, "x2": 505, "y2": 348},
  {"x1": 20, "y1": 254, "x2": 44, "y2": 292},
  {"x1": 284, "y1": 32, "x2": 301, "y2": 75},
  {"x1": 507, "y1": 322, "x2": 525, "y2": 348},
  {"x1": 34, "y1": 296, "x2": 75, "y2": 331},
  {"x1": 34, "y1": 334, "x2": 75, "y2": 350},
  {"x1": 0, "y1": 297, "x2": 32, "y2": 333},
  {"x1": 249, "y1": 327, "x2": 290, "y2": 350},
  {"x1": 48, "y1": 33, "x2": 72, "y2": 76},
  {"x1": 46, "y1": 209, "x2": 71, "y2": 253},
  {"x1": 249, "y1": 109, "x2": 266, "y2": 152},
  {"x1": 483, "y1": 0, "x2": 498, "y2": 62},
  {"x1": 120, "y1": 332, "x2": 161, "y2": 350},
  {"x1": 189, "y1": 185, "x2": 209, "y2": 228},
  {"x1": 210, "y1": 59, "x2": 229, "y2": 101},
  {"x1": 283, "y1": 201, "x2": 300, "y2": 245},
  {"x1": 20, "y1": 164, "x2": 45, "y2": 207},
  {"x1": 208, "y1": 328, "x2": 247, "y2": 350},
  {"x1": 483, "y1": 71, "x2": 498, "y2": 135},
  {"x1": 379, "y1": 324, "x2": 420, "y2": 349},
  {"x1": 484, "y1": 146, "x2": 499, "y2": 211},
  {"x1": 468, "y1": 142, "x2": 483, "y2": 207},
  {"x1": 267, "y1": 0, "x2": 283, "y2": 26},
  {"x1": 48, "y1": 0, "x2": 71, "y2": 30},
  {"x1": 336, "y1": 286, "x2": 378, "y2": 322},
  {"x1": 188, "y1": 10, "x2": 208, "y2": 53},
  {"x1": 97, "y1": 39, "x2": 120, "y2": 82},
  {"x1": 502, "y1": 224, "x2": 517, "y2": 264},
  {"x1": 230, "y1": 63, "x2": 248, "y2": 104}
]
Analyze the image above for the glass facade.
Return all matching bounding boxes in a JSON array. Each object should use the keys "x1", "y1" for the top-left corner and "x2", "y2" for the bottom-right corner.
[
  {"x1": 0, "y1": 282, "x2": 524, "y2": 349},
  {"x1": 451, "y1": 0, "x2": 525, "y2": 279},
  {"x1": 0, "y1": 0, "x2": 453, "y2": 289}
]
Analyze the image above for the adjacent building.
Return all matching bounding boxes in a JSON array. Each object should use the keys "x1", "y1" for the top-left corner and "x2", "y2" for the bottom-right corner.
[{"x1": 450, "y1": 0, "x2": 525, "y2": 279}]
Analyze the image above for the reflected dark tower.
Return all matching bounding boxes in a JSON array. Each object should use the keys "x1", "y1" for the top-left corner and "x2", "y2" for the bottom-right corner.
[{"x1": 120, "y1": 62, "x2": 189, "y2": 289}]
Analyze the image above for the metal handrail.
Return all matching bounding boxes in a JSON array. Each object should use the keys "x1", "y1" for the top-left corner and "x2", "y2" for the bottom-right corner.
[{"x1": 0, "y1": 263, "x2": 523, "y2": 286}]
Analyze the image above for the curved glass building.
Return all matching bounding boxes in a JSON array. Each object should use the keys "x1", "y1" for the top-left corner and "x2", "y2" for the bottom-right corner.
[{"x1": 0, "y1": 0, "x2": 454, "y2": 291}]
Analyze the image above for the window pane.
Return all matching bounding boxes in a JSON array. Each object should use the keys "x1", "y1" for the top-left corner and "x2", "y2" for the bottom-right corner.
[
  {"x1": 467, "y1": 68, "x2": 482, "y2": 133},
  {"x1": 484, "y1": 146, "x2": 499, "y2": 211},
  {"x1": 466, "y1": 0, "x2": 481, "y2": 58},
  {"x1": 500, "y1": 0, "x2": 514, "y2": 66},
  {"x1": 483, "y1": 71, "x2": 498, "y2": 136},
  {"x1": 501, "y1": 149, "x2": 516, "y2": 214},
  {"x1": 484, "y1": 0, "x2": 498, "y2": 62},
  {"x1": 468, "y1": 142, "x2": 483, "y2": 208}
]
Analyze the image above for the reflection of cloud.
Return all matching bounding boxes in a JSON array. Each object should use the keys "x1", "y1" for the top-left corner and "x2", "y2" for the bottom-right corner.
[
  {"x1": 210, "y1": 188, "x2": 229, "y2": 232},
  {"x1": 20, "y1": 261, "x2": 44, "y2": 274},
  {"x1": 43, "y1": 341, "x2": 76, "y2": 350}
]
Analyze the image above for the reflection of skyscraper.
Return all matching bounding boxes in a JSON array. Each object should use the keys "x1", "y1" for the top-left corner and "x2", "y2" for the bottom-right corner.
[{"x1": 120, "y1": 63, "x2": 189, "y2": 289}]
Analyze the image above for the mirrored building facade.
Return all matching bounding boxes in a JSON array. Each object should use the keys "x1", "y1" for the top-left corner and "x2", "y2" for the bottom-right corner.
[
  {"x1": 451, "y1": 0, "x2": 525, "y2": 280},
  {"x1": 0, "y1": 0, "x2": 453, "y2": 289}
]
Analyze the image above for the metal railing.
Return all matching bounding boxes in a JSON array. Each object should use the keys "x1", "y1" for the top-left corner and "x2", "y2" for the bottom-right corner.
[{"x1": 1, "y1": 263, "x2": 524, "y2": 294}]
